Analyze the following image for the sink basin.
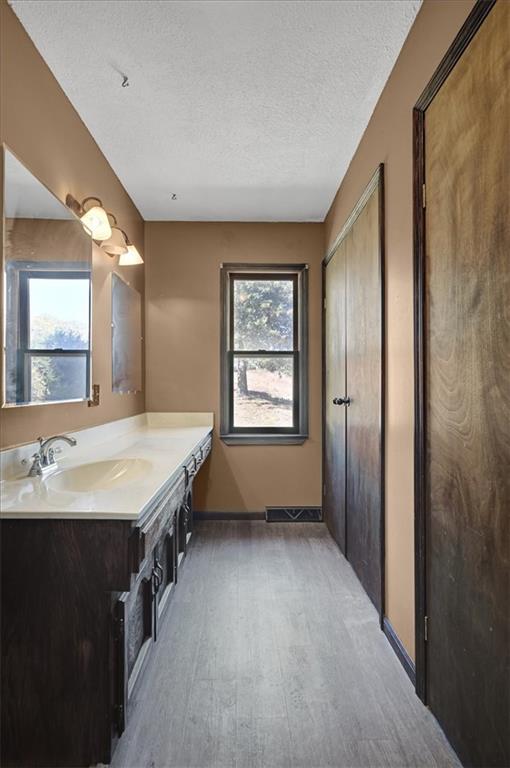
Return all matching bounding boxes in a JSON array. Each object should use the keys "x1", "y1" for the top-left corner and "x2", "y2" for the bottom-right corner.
[{"x1": 46, "y1": 458, "x2": 152, "y2": 493}]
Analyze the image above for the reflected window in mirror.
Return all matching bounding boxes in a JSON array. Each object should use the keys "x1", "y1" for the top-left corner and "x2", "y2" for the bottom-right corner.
[
  {"x1": 13, "y1": 268, "x2": 91, "y2": 403},
  {"x1": 2, "y1": 147, "x2": 92, "y2": 407}
]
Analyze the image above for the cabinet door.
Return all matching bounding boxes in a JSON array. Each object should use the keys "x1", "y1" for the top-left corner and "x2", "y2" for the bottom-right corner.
[
  {"x1": 114, "y1": 559, "x2": 154, "y2": 734},
  {"x1": 154, "y1": 523, "x2": 176, "y2": 618},
  {"x1": 176, "y1": 503, "x2": 187, "y2": 561}
]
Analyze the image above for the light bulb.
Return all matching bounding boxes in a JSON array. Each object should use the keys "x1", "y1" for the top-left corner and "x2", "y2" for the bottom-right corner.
[
  {"x1": 80, "y1": 205, "x2": 112, "y2": 240},
  {"x1": 119, "y1": 244, "x2": 144, "y2": 265}
]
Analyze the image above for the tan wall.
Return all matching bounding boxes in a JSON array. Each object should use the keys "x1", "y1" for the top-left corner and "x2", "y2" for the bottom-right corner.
[
  {"x1": 0, "y1": 1, "x2": 145, "y2": 448},
  {"x1": 145, "y1": 222, "x2": 324, "y2": 512},
  {"x1": 325, "y1": 0, "x2": 475, "y2": 658}
]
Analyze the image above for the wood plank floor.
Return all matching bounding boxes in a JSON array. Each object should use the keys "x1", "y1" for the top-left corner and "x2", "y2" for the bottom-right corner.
[{"x1": 111, "y1": 522, "x2": 460, "y2": 768}]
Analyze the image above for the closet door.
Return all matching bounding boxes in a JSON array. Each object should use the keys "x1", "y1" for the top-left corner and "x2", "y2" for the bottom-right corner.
[
  {"x1": 418, "y1": 2, "x2": 510, "y2": 764},
  {"x1": 324, "y1": 236, "x2": 347, "y2": 553},
  {"x1": 345, "y1": 190, "x2": 383, "y2": 613},
  {"x1": 323, "y1": 168, "x2": 384, "y2": 613}
]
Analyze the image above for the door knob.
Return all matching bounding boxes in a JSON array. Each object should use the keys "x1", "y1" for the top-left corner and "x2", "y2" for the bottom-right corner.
[{"x1": 332, "y1": 397, "x2": 351, "y2": 406}]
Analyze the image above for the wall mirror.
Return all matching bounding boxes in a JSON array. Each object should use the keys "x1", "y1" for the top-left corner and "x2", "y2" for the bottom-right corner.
[
  {"x1": 2, "y1": 146, "x2": 92, "y2": 407},
  {"x1": 112, "y1": 273, "x2": 142, "y2": 394}
]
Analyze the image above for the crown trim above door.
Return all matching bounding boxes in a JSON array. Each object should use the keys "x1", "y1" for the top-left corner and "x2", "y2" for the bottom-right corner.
[{"x1": 324, "y1": 165, "x2": 384, "y2": 267}]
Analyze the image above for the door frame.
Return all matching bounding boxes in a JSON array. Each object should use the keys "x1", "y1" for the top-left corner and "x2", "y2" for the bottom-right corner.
[
  {"x1": 412, "y1": 0, "x2": 497, "y2": 703},
  {"x1": 322, "y1": 163, "x2": 386, "y2": 625}
]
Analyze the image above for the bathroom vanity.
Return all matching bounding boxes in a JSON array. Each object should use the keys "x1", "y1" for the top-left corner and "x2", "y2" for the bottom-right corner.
[{"x1": 0, "y1": 413, "x2": 212, "y2": 767}]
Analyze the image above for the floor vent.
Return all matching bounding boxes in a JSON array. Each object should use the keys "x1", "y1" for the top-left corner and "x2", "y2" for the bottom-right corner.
[{"x1": 265, "y1": 506, "x2": 323, "y2": 523}]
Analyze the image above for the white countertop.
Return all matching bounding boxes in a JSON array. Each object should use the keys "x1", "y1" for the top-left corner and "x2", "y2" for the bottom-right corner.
[{"x1": 0, "y1": 413, "x2": 213, "y2": 520}]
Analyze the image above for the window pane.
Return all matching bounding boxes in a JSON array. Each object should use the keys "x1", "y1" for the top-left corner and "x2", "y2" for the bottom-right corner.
[
  {"x1": 233, "y1": 356, "x2": 294, "y2": 428},
  {"x1": 233, "y1": 279, "x2": 294, "y2": 351},
  {"x1": 29, "y1": 277, "x2": 90, "y2": 349},
  {"x1": 29, "y1": 355, "x2": 88, "y2": 402}
]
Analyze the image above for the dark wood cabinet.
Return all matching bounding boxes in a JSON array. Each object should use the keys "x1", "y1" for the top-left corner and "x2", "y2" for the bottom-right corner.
[{"x1": 0, "y1": 433, "x2": 212, "y2": 768}]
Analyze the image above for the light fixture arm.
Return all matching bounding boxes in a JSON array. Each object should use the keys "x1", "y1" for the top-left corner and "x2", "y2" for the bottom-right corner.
[
  {"x1": 102, "y1": 225, "x2": 129, "y2": 258},
  {"x1": 81, "y1": 196, "x2": 104, "y2": 212},
  {"x1": 111, "y1": 225, "x2": 130, "y2": 244},
  {"x1": 66, "y1": 194, "x2": 107, "y2": 219}
]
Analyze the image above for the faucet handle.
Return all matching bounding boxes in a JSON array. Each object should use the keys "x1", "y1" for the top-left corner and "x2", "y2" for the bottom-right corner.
[
  {"x1": 22, "y1": 453, "x2": 44, "y2": 476},
  {"x1": 22, "y1": 452, "x2": 41, "y2": 465},
  {"x1": 37, "y1": 437, "x2": 45, "y2": 447}
]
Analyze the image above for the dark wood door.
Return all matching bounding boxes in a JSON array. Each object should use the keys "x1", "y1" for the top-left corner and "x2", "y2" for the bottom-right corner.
[
  {"x1": 324, "y1": 234, "x2": 347, "y2": 553},
  {"x1": 324, "y1": 168, "x2": 384, "y2": 613},
  {"x1": 421, "y1": 2, "x2": 510, "y2": 765},
  {"x1": 345, "y1": 190, "x2": 383, "y2": 612}
]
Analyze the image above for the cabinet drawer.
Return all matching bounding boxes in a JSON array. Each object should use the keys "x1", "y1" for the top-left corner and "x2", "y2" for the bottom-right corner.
[
  {"x1": 193, "y1": 435, "x2": 212, "y2": 474},
  {"x1": 137, "y1": 474, "x2": 185, "y2": 565},
  {"x1": 200, "y1": 434, "x2": 212, "y2": 464},
  {"x1": 183, "y1": 434, "x2": 212, "y2": 486},
  {"x1": 183, "y1": 453, "x2": 197, "y2": 486}
]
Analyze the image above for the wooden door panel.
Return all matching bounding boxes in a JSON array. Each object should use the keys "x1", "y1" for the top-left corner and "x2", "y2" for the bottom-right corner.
[
  {"x1": 424, "y1": 3, "x2": 510, "y2": 765},
  {"x1": 324, "y1": 167, "x2": 384, "y2": 611},
  {"x1": 324, "y1": 240, "x2": 347, "y2": 553},
  {"x1": 345, "y1": 191, "x2": 383, "y2": 612}
]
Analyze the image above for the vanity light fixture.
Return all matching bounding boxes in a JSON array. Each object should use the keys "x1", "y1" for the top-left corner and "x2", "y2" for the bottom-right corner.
[
  {"x1": 65, "y1": 195, "x2": 112, "y2": 241},
  {"x1": 103, "y1": 225, "x2": 144, "y2": 265}
]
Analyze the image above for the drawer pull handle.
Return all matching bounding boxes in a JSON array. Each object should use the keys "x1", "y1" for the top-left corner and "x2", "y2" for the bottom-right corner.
[
  {"x1": 150, "y1": 567, "x2": 162, "y2": 642},
  {"x1": 152, "y1": 566, "x2": 162, "y2": 593},
  {"x1": 154, "y1": 559, "x2": 164, "y2": 583}
]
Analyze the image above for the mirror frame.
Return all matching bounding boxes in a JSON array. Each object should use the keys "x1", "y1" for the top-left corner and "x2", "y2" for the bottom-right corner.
[{"x1": 1, "y1": 143, "x2": 93, "y2": 409}]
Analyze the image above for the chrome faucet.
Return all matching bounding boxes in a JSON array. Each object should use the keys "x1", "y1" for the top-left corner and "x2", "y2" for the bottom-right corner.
[{"x1": 24, "y1": 435, "x2": 77, "y2": 477}]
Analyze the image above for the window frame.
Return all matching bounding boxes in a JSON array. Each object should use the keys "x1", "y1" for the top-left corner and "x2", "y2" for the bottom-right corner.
[
  {"x1": 17, "y1": 269, "x2": 91, "y2": 404},
  {"x1": 220, "y1": 263, "x2": 309, "y2": 445}
]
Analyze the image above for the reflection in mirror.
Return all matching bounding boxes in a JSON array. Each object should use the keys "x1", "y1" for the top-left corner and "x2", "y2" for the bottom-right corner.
[
  {"x1": 2, "y1": 147, "x2": 92, "y2": 406},
  {"x1": 112, "y1": 273, "x2": 142, "y2": 394}
]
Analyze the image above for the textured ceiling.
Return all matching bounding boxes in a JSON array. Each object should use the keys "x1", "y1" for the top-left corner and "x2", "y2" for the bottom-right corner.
[{"x1": 10, "y1": 0, "x2": 421, "y2": 222}]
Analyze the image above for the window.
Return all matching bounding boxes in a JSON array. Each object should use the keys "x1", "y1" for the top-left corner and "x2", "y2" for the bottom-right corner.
[
  {"x1": 220, "y1": 263, "x2": 308, "y2": 444},
  {"x1": 17, "y1": 270, "x2": 91, "y2": 403}
]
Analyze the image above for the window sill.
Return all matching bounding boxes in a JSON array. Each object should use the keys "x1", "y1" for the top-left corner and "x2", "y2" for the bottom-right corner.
[{"x1": 220, "y1": 433, "x2": 308, "y2": 446}]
